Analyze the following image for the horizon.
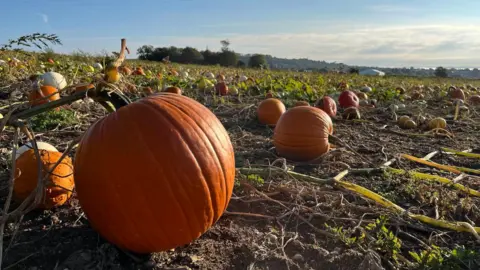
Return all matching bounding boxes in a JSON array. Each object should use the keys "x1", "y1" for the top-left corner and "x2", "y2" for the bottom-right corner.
[{"x1": 2, "y1": 0, "x2": 480, "y2": 69}]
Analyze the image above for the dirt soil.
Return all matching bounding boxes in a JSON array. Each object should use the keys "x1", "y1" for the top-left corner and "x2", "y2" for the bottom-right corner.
[{"x1": 1, "y1": 91, "x2": 480, "y2": 270}]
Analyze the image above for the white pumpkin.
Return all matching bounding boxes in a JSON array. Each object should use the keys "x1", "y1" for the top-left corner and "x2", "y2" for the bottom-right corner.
[
  {"x1": 15, "y1": 142, "x2": 58, "y2": 160},
  {"x1": 397, "y1": 104, "x2": 406, "y2": 109},
  {"x1": 41, "y1": 72, "x2": 67, "y2": 90},
  {"x1": 239, "y1": 75, "x2": 248, "y2": 82},
  {"x1": 93, "y1": 63, "x2": 103, "y2": 70},
  {"x1": 0, "y1": 60, "x2": 6, "y2": 66},
  {"x1": 205, "y1": 72, "x2": 215, "y2": 79},
  {"x1": 180, "y1": 71, "x2": 189, "y2": 78},
  {"x1": 360, "y1": 86, "x2": 372, "y2": 93}
]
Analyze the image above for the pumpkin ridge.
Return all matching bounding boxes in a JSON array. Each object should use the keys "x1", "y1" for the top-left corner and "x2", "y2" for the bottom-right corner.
[
  {"x1": 77, "y1": 114, "x2": 151, "y2": 251},
  {"x1": 126, "y1": 102, "x2": 199, "y2": 245},
  {"x1": 141, "y1": 97, "x2": 218, "y2": 226},
  {"x1": 112, "y1": 105, "x2": 176, "y2": 250},
  {"x1": 155, "y1": 95, "x2": 232, "y2": 214}
]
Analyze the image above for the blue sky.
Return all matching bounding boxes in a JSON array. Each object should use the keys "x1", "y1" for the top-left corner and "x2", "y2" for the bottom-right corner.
[{"x1": 2, "y1": 0, "x2": 480, "y2": 68}]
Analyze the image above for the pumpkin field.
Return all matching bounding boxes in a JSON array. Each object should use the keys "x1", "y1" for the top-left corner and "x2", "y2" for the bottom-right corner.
[{"x1": 1, "y1": 38, "x2": 480, "y2": 270}]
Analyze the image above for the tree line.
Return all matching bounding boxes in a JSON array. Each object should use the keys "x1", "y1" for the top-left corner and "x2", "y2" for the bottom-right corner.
[{"x1": 136, "y1": 40, "x2": 268, "y2": 68}]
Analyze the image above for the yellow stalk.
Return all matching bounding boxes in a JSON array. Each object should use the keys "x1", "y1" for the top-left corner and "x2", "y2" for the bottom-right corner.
[
  {"x1": 441, "y1": 147, "x2": 480, "y2": 159},
  {"x1": 401, "y1": 154, "x2": 461, "y2": 174}
]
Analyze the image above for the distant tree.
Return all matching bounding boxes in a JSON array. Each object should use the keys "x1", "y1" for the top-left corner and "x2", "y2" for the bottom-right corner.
[
  {"x1": 348, "y1": 67, "x2": 359, "y2": 74},
  {"x1": 219, "y1": 50, "x2": 238, "y2": 67},
  {"x1": 220, "y1": 39, "x2": 230, "y2": 52},
  {"x1": 237, "y1": 60, "x2": 246, "y2": 68},
  {"x1": 248, "y1": 54, "x2": 268, "y2": 68},
  {"x1": 137, "y1": 45, "x2": 154, "y2": 60},
  {"x1": 180, "y1": 47, "x2": 203, "y2": 64},
  {"x1": 434, "y1": 66, "x2": 448, "y2": 78},
  {"x1": 201, "y1": 49, "x2": 220, "y2": 65}
]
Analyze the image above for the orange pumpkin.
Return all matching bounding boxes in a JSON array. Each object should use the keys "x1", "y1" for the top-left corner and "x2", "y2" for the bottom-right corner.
[
  {"x1": 450, "y1": 87, "x2": 465, "y2": 100},
  {"x1": 216, "y1": 74, "x2": 225, "y2": 82},
  {"x1": 273, "y1": 106, "x2": 333, "y2": 161},
  {"x1": 257, "y1": 98, "x2": 286, "y2": 126},
  {"x1": 133, "y1": 67, "x2": 146, "y2": 76},
  {"x1": 14, "y1": 149, "x2": 74, "y2": 209},
  {"x1": 125, "y1": 83, "x2": 137, "y2": 93},
  {"x1": 215, "y1": 82, "x2": 228, "y2": 96},
  {"x1": 315, "y1": 96, "x2": 337, "y2": 117},
  {"x1": 29, "y1": 85, "x2": 60, "y2": 106},
  {"x1": 338, "y1": 90, "x2": 359, "y2": 108},
  {"x1": 164, "y1": 86, "x2": 182, "y2": 95},
  {"x1": 73, "y1": 93, "x2": 235, "y2": 253},
  {"x1": 119, "y1": 66, "x2": 132, "y2": 75},
  {"x1": 294, "y1": 101, "x2": 310, "y2": 107},
  {"x1": 143, "y1": 87, "x2": 154, "y2": 95}
]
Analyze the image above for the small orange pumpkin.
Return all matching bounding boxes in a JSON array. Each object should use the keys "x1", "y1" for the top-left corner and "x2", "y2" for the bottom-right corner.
[
  {"x1": 315, "y1": 96, "x2": 337, "y2": 117},
  {"x1": 74, "y1": 93, "x2": 235, "y2": 253},
  {"x1": 29, "y1": 85, "x2": 60, "y2": 106},
  {"x1": 257, "y1": 98, "x2": 286, "y2": 126},
  {"x1": 216, "y1": 74, "x2": 225, "y2": 82},
  {"x1": 119, "y1": 66, "x2": 132, "y2": 75},
  {"x1": 215, "y1": 82, "x2": 228, "y2": 96},
  {"x1": 265, "y1": 91, "x2": 274, "y2": 99},
  {"x1": 164, "y1": 86, "x2": 182, "y2": 95},
  {"x1": 125, "y1": 83, "x2": 137, "y2": 93},
  {"x1": 14, "y1": 149, "x2": 74, "y2": 209},
  {"x1": 273, "y1": 106, "x2": 333, "y2": 161},
  {"x1": 133, "y1": 67, "x2": 146, "y2": 76}
]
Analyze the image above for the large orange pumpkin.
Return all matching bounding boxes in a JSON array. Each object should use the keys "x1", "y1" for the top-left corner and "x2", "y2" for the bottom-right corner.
[
  {"x1": 74, "y1": 93, "x2": 236, "y2": 253},
  {"x1": 29, "y1": 85, "x2": 60, "y2": 106},
  {"x1": 14, "y1": 149, "x2": 74, "y2": 209},
  {"x1": 257, "y1": 98, "x2": 286, "y2": 126},
  {"x1": 273, "y1": 106, "x2": 333, "y2": 161},
  {"x1": 315, "y1": 96, "x2": 337, "y2": 117}
]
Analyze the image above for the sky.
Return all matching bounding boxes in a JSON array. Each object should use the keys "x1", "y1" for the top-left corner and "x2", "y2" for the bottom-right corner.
[{"x1": 1, "y1": 0, "x2": 480, "y2": 68}]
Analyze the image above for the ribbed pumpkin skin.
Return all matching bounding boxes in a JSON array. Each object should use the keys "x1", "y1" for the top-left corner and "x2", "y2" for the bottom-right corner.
[
  {"x1": 14, "y1": 149, "x2": 74, "y2": 209},
  {"x1": 164, "y1": 86, "x2": 182, "y2": 95},
  {"x1": 74, "y1": 93, "x2": 235, "y2": 254},
  {"x1": 273, "y1": 106, "x2": 333, "y2": 161},
  {"x1": 338, "y1": 90, "x2": 359, "y2": 108},
  {"x1": 257, "y1": 98, "x2": 286, "y2": 126},
  {"x1": 315, "y1": 96, "x2": 337, "y2": 117}
]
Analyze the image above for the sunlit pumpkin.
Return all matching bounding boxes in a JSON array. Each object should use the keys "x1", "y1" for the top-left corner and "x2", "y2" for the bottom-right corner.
[
  {"x1": 133, "y1": 67, "x2": 146, "y2": 76},
  {"x1": 257, "y1": 98, "x2": 286, "y2": 126},
  {"x1": 338, "y1": 90, "x2": 359, "y2": 108},
  {"x1": 29, "y1": 85, "x2": 60, "y2": 106},
  {"x1": 216, "y1": 74, "x2": 225, "y2": 82},
  {"x1": 315, "y1": 96, "x2": 337, "y2": 117},
  {"x1": 354, "y1": 92, "x2": 368, "y2": 100},
  {"x1": 74, "y1": 93, "x2": 235, "y2": 253},
  {"x1": 119, "y1": 66, "x2": 132, "y2": 75},
  {"x1": 215, "y1": 82, "x2": 228, "y2": 96},
  {"x1": 273, "y1": 106, "x2": 333, "y2": 161},
  {"x1": 428, "y1": 117, "x2": 447, "y2": 130},
  {"x1": 14, "y1": 149, "x2": 74, "y2": 209},
  {"x1": 164, "y1": 86, "x2": 182, "y2": 95}
]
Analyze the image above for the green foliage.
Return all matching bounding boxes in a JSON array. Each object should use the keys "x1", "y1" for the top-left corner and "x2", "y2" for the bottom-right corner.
[
  {"x1": 0, "y1": 33, "x2": 61, "y2": 52},
  {"x1": 325, "y1": 224, "x2": 363, "y2": 246},
  {"x1": 29, "y1": 109, "x2": 78, "y2": 132},
  {"x1": 365, "y1": 216, "x2": 402, "y2": 262},
  {"x1": 409, "y1": 245, "x2": 480, "y2": 270},
  {"x1": 246, "y1": 174, "x2": 265, "y2": 187}
]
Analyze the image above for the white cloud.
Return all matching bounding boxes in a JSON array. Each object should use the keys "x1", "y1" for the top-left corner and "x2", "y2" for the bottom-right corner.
[
  {"x1": 56, "y1": 23, "x2": 480, "y2": 68},
  {"x1": 39, "y1": 13, "x2": 49, "y2": 23}
]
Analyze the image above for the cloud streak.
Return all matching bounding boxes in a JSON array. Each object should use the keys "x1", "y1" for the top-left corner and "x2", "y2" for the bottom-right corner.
[
  {"x1": 39, "y1": 13, "x2": 48, "y2": 23},
  {"x1": 56, "y1": 23, "x2": 480, "y2": 68}
]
